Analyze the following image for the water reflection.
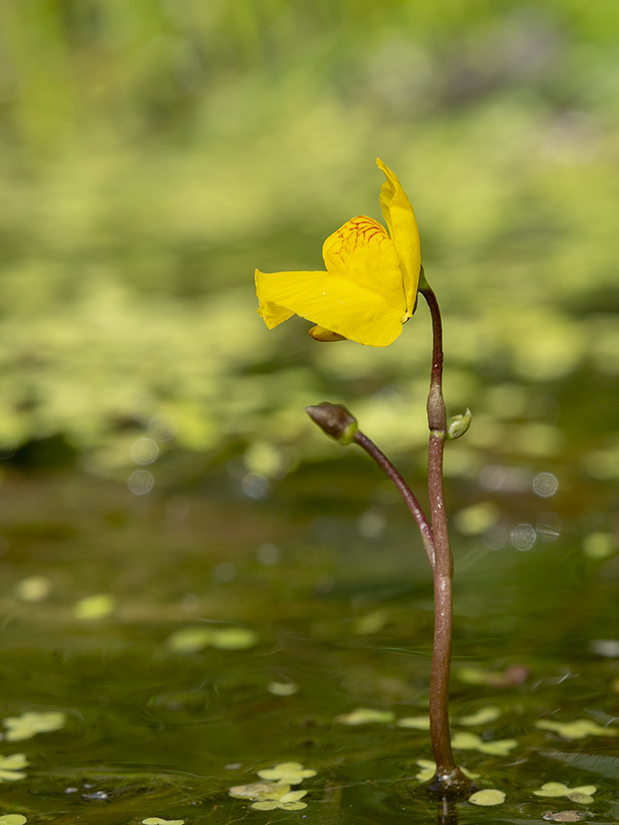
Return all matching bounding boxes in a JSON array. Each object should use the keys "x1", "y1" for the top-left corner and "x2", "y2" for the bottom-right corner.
[
  {"x1": 480, "y1": 464, "x2": 531, "y2": 492},
  {"x1": 511, "y1": 522, "x2": 536, "y2": 551},
  {"x1": 128, "y1": 468, "x2": 155, "y2": 495},
  {"x1": 241, "y1": 472, "x2": 270, "y2": 499},
  {"x1": 482, "y1": 524, "x2": 508, "y2": 550},
  {"x1": 436, "y1": 797, "x2": 458, "y2": 825},
  {"x1": 256, "y1": 543, "x2": 280, "y2": 565},
  {"x1": 533, "y1": 471, "x2": 559, "y2": 497},
  {"x1": 130, "y1": 437, "x2": 159, "y2": 465},
  {"x1": 537, "y1": 513, "x2": 561, "y2": 542}
]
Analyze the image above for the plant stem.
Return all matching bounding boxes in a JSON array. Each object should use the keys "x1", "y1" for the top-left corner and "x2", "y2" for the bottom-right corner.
[
  {"x1": 420, "y1": 276, "x2": 473, "y2": 796},
  {"x1": 353, "y1": 430, "x2": 435, "y2": 569}
]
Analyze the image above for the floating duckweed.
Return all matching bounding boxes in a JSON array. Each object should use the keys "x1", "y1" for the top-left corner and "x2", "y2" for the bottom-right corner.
[
  {"x1": 142, "y1": 819, "x2": 185, "y2": 825},
  {"x1": 229, "y1": 781, "x2": 287, "y2": 800},
  {"x1": 414, "y1": 759, "x2": 479, "y2": 783},
  {"x1": 456, "y1": 666, "x2": 503, "y2": 686},
  {"x1": 589, "y1": 639, "x2": 619, "y2": 657},
  {"x1": 456, "y1": 664, "x2": 529, "y2": 687},
  {"x1": 451, "y1": 731, "x2": 518, "y2": 755},
  {"x1": 3, "y1": 711, "x2": 66, "y2": 742},
  {"x1": 211, "y1": 626, "x2": 258, "y2": 650},
  {"x1": 72, "y1": 594, "x2": 115, "y2": 619},
  {"x1": 0, "y1": 816, "x2": 27, "y2": 825},
  {"x1": 583, "y1": 532, "x2": 615, "y2": 559},
  {"x1": 334, "y1": 708, "x2": 395, "y2": 725},
  {"x1": 229, "y1": 781, "x2": 308, "y2": 811},
  {"x1": 454, "y1": 706, "x2": 501, "y2": 726},
  {"x1": 0, "y1": 754, "x2": 28, "y2": 782},
  {"x1": 230, "y1": 762, "x2": 316, "y2": 812},
  {"x1": 535, "y1": 718, "x2": 618, "y2": 739},
  {"x1": 414, "y1": 759, "x2": 437, "y2": 782},
  {"x1": 533, "y1": 782, "x2": 597, "y2": 804},
  {"x1": 14, "y1": 576, "x2": 51, "y2": 602},
  {"x1": 469, "y1": 789, "x2": 506, "y2": 806},
  {"x1": 396, "y1": 716, "x2": 430, "y2": 730},
  {"x1": 257, "y1": 762, "x2": 317, "y2": 784},
  {"x1": 455, "y1": 503, "x2": 499, "y2": 536},
  {"x1": 166, "y1": 626, "x2": 214, "y2": 652},
  {"x1": 251, "y1": 789, "x2": 308, "y2": 811},
  {"x1": 267, "y1": 681, "x2": 299, "y2": 696},
  {"x1": 355, "y1": 609, "x2": 389, "y2": 635},
  {"x1": 167, "y1": 625, "x2": 257, "y2": 653}
]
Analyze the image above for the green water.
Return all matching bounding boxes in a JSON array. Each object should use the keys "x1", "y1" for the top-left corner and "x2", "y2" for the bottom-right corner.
[{"x1": 0, "y1": 462, "x2": 616, "y2": 824}]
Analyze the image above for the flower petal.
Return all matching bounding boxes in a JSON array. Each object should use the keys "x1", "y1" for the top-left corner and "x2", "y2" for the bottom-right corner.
[
  {"x1": 322, "y1": 216, "x2": 405, "y2": 306},
  {"x1": 255, "y1": 271, "x2": 295, "y2": 329},
  {"x1": 376, "y1": 159, "x2": 421, "y2": 316},
  {"x1": 254, "y1": 269, "x2": 406, "y2": 347},
  {"x1": 308, "y1": 326, "x2": 346, "y2": 342}
]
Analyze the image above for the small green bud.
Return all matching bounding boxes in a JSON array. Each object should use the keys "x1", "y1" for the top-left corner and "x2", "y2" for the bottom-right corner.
[
  {"x1": 446, "y1": 407, "x2": 472, "y2": 440},
  {"x1": 305, "y1": 402, "x2": 358, "y2": 446}
]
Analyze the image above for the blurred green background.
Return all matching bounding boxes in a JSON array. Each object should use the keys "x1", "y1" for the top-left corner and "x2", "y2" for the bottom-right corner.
[{"x1": 0, "y1": 0, "x2": 618, "y2": 490}]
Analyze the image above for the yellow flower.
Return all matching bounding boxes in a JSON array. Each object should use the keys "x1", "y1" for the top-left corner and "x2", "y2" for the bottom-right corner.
[{"x1": 255, "y1": 159, "x2": 421, "y2": 347}]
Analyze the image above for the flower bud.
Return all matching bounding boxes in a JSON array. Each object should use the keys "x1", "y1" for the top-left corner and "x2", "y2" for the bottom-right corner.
[
  {"x1": 446, "y1": 407, "x2": 472, "y2": 440},
  {"x1": 305, "y1": 403, "x2": 358, "y2": 446}
]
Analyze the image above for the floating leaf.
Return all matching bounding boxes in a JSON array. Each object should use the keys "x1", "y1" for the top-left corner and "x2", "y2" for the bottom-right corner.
[
  {"x1": 533, "y1": 782, "x2": 597, "y2": 804},
  {"x1": 414, "y1": 759, "x2": 479, "y2": 782},
  {"x1": 0, "y1": 754, "x2": 28, "y2": 782},
  {"x1": 167, "y1": 625, "x2": 257, "y2": 653},
  {"x1": 454, "y1": 706, "x2": 501, "y2": 726},
  {"x1": 456, "y1": 667, "x2": 498, "y2": 685},
  {"x1": 142, "y1": 819, "x2": 185, "y2": 825},
  {"x1": 536, "y1": 718, "x2": 618, "y2": 739},
  {"x1": 469, "y1": 789, "x2": 506, "y2": 806},
  {"x1": 543, "y1": 811, "x2": 587, "y2": 822},
  {"x1": 251, "y1": 794, "x2": 308, "y2": 811},
  {"x1": 257, "y1": 762, "x2": 316, "y2": 784},
  {"x1": 229, "y1": 782, "x2": 290, "y2": 800},
  {"x1": 334, "y1": 708, "x2": 395, "y2": 726},
  {"x1": 0, "y1": 816, "x2": 27, "y2": 825},
  {"x1": 589, "y1": 638, "x2": 619, "y2": 657},
  {"x1": 3, "y1": 711, "x2": 66, "y2": 742},
  {"x1": 72, "y1": 594, "x2": 115, "y2": 619},
  {"x1": 14, "y1": 576, "x2": 51, "y2": 602},
  {"x1": 267, "y1": 682, "x2": 298, "y2": 696},
  {"x1": 568, "y1": 792, "x2": 595, "y2": 804},
  {"x1": 455, "y1": 503, "x2": 499, "y2": 536},
  {"x1": 396, "y1": 716, "x2": 430, "y2": 730},
  {"x1": 355, "y1": 609, "x2": 389, "y2": 635},
  {"x1": 414, "y1": 759, "x2": 438, "y2": 782},
  {"x1": 233, "y1": 781, "x2": 309, "y2": 811},
  {"x1": 167, "y1": 627, "x2": 214, "y2": 652},
  {"x1": 534, "y1": 782, "x2": 571, "y2": 797},
  {"x1": 210, "y1": 626, "x2": 258, "y2": 650},
  {"x1": 452, "y1": 731, "x2": 518, "y2": 755},
  {"x1": 456, "y1": 665, "x2": 528, "y2": 687},
  {"x1": 583, "y1": 533, "x2": 616, "y2": 560}
]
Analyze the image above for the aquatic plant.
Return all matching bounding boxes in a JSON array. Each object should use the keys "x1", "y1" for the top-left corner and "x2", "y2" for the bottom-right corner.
[{"x1": 255, "y1": 160, "x2": 473, "y2": 796}]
